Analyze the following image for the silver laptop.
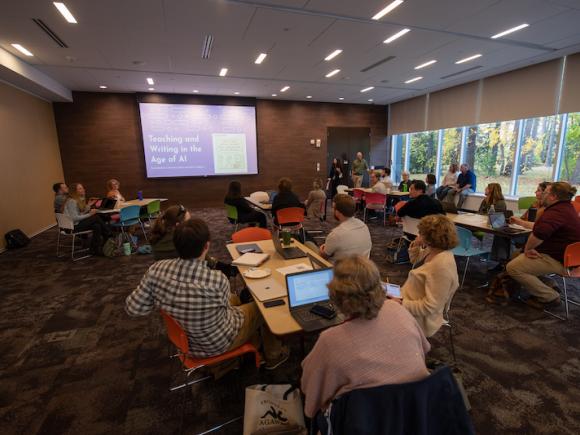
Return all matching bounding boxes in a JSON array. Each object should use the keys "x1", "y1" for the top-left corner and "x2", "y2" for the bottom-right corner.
[
  {"x1": 307, "y1": 252, "x2": 326, "y2": 270},
  {"x1": 286, "y1": 268, "x2": 344, "y2": 332},
  {"x1": 272, "y1": 228, "x2": 307, "y2": 259},
  {"x1": 489, "y1": 212, "x2": 524, "y2": 234}
]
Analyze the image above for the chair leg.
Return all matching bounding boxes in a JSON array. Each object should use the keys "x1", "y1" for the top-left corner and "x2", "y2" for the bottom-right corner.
[
  {"x1": 448, "y1": 324, "x2": 457, "y2": 364},
  {"x1": 563, "y1": 277, "x2": 569, "y2": 320},
  {"x1": 460, "y1": 257, "x2": 470, "y2": 289},
  {"x1": 56, "y1": 230, "x2": 61, "y2": 257},
  {"x1": 71, "y1": 233, "x2": 76, "y2": 260},
  {"x1": 140, "y1": 221, "x2": 148, "y2": 243}
]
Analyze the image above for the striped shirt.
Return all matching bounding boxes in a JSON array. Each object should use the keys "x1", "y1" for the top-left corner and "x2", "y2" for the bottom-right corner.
[{"x1": 125, "y1": 258, "x2": 244, "y2": 357}]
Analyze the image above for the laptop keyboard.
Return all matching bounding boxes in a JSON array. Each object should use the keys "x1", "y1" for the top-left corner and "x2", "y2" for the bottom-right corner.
[{"x1": 294, "y1": 309, "x2": 322, "y2": 322}]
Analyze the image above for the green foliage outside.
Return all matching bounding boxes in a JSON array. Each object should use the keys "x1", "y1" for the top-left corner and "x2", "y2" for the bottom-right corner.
[{"x1": 560, "y1": 113, "x2": 580, "y2": 186}]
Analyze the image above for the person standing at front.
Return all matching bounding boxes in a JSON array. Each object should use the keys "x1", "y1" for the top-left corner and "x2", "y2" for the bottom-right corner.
[{"x1": 351, "y1": 152, "x2": 369, "y2": 188}]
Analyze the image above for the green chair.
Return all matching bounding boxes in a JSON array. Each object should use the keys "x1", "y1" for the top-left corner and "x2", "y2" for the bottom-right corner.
[
  {"x1": 225, "y1": 204, "x2": 240, "y2": 232},
  {"x1": 517, "y1": 196, "x2": 536, "y2": 213}
]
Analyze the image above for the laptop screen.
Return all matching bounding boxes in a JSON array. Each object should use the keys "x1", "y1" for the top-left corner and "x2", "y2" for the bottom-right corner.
[
  {"x1": 489, "y1": 212, "x2": 506, "y2": 229},
  {"x1": 286, "y1": 268, "x2": 333, "y2": 308}
]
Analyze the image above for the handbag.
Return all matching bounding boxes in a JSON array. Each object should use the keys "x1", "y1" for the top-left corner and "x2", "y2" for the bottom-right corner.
[{"x1": 243, "y1": 384, "x2": 307, "y2": 435}]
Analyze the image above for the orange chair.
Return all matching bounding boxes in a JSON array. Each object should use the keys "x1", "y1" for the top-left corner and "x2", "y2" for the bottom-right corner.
[
  {"x1": 231, "y1": 227, "x2": 272, "y2": 243},
  {"x1": 363, "y1": 192, "x2": 387, "y2": 225},
  {"x1": 545, "y1": 242, "x2": 580, "y2": 320},
  {"x1": 160, "y1": 310, "x2": 261, "y2": 431},
  {"x1": 276, "y1": 207, "x2": 306, "y2": 241},
  {"x1": 394, "y1": 200, "x2": 407, "y2": 213},
  {"x1": 573, "y1": 200, "x2": 580, "y2": 215},
  {"x1": 575, "y1": 196, "x2": 580, "y2": 203}
]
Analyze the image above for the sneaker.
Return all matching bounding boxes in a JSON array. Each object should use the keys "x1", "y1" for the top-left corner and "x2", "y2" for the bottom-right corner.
[
  {"x1": 525, "y1": 296, "x2": 561, "y2": 310},
  {"x1": 264, "y1": 350, "x2": 290, "y2": 370}
]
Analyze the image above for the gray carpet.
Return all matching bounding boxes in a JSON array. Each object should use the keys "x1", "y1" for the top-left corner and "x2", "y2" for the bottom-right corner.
[{"x1": 1, "y1": 206, "x2": 580, "y2": 434}]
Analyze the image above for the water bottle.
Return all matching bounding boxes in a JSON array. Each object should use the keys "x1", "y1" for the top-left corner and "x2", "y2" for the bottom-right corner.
[
  {"x1": 489, "y1": 204, "x2": 495, "y2": 214},
  {"x1": 137, "y1": 190, "x2": 143, "y2": 201}
]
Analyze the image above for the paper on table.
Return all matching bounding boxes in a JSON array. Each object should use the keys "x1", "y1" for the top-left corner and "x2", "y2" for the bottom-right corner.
[{"x1": 276, "y1": 263, "x2": 313, "y2": 276}]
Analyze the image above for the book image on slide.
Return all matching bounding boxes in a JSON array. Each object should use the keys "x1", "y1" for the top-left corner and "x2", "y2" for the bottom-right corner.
[{"x1": 212, "y1": 133, "x2": 248, "y2": 174}]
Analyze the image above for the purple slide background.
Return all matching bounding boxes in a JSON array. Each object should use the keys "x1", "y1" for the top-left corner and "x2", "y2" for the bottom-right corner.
[{"x1": 139, "y1": 103, "x2": 258, "y2": 178}]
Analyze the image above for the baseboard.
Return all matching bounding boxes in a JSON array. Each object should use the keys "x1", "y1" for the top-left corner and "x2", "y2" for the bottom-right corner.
[{"x1": 0, "y1": 223, "x2": 56, "y2": 254}]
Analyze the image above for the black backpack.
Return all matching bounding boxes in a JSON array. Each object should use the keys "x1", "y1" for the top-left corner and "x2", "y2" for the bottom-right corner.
[{"x1": 4, "y1": 229, "x2": 30, "y2": 249}]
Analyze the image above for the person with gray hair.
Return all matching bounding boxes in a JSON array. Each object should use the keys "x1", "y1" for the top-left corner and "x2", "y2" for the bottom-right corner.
[{"x1": 444, "y1": 163, "x2": 476, "y2": 208}]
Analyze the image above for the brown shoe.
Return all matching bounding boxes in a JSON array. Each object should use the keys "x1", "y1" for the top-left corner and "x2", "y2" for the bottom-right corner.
[{"x1": 525, "y1": 296, "x2": 561, "y2": 310}]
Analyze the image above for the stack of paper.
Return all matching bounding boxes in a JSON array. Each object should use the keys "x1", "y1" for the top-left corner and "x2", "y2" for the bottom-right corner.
[{"x1": 232, "y1": 252, "x2": 270, "y2": 267}]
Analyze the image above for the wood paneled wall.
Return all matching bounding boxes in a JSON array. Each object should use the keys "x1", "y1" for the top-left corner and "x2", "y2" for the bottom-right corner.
[{"x1": 53, "y1": 92, "x2": 387, "y2": 208}]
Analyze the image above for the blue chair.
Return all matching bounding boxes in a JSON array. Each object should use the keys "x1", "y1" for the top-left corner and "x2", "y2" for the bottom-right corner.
[
  {"x1": 111, "y1": 205, "x2": 147, "y2": 246},
  {"x1": 452, "y1": 226, "x2": 491, "y2": 289}
]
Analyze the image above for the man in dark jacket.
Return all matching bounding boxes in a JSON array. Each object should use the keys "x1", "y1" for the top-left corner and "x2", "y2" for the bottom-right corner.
[
  {"x1": 397, "y1": 180, "x2": 444, "y2": 219},
  {"x1": 507, "y1": 182, "x2": 580, "y2": 309}
]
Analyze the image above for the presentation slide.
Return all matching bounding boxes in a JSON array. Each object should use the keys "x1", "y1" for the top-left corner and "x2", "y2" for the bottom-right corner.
[{"x1": 138, "y1": 103, "x2": 258, "y2": 178}]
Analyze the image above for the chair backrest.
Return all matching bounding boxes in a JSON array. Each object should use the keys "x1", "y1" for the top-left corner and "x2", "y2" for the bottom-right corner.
[
  {"x1": 225, "y1": 204, "x2": 238, "y2": 220},
  {"x1": 231, "y1": 227, "x2": 271, "y2": 243},
  {"x1": 575, "y1": 196, "x2": 580, "y2": 203},
  {"x1": 365, "y1": 192, "x2": 386, "y2": 206},
  {"x1": 336, "y1": 185, "x2": 349, "y2": 194},
  {"x1": 564, "y1": 242, "x2": 580, "y2": 269},
  {"x1": 573, "y1": 201, "x2": 580, "y2": 215},
  {"x1": 517, "y1": 196, "x2": 536, "y2": 211},
  {"x1": 146, "y1": 199, "x2": 161, "y2": 215},
  {"x1": 394, "y1": 201, "x2": 407, "y2": 212},
  {"x1": 120, "y1": 205, "x2": 141, "y2": 221},
  {"x1": 455, "y1": 226, "x2": 474, "y2": 251},
  {"x1": 55, "y1": 213, "x2": 74, "y2": 230},
  {"x1": 401, "y1": 217, "x2": 420, "y2": 236},
  {"x1": 353, "y1": 188, "x2": 365, "y2": 199},
  {"x1": 276, "y1": 207, "x2": 305, "y2": 225},
  {"x1": 160, "y1": 310, "x2": 189, "y2": 355}
]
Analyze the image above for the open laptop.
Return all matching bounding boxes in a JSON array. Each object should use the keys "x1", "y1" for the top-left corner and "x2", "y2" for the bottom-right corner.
[
  {"x1": 286, "y1": 268, "x2": 344, "y2": 332},
  {"x1": 272, "y1": 228, "x2": 307, "y2": 259},
  {"x1": 94, "y1": 197, "x2": 117, "y2": 210},
  {"x1": 489, "y1": 212, "x2": 525, "y2": 234}
]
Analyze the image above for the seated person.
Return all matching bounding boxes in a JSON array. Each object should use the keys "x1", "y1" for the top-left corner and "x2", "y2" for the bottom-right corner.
[
  {"x1": 425, "y1": 174, "x2": 436, "y2": 198},
  {"x1": 304, "y1": 178, "x2": 326, "y2": 220},
  {"x1": 478, "y1": 183, "x2": 507, "y2": 214},
  {"x1": 125, "y1": 218, "x2": 288, "y2": 369},
  {"x1": 510, "y1": 182, "x2": 549, "y2": 229},
  {"x1": 63, "y1": 183, "x2": 111, "y2": 254},
  {"x1": 53, "y1": 182, "x2": 69, "y2": 213},
  {"x1": 399, "y1": 171, "x2": 411, "y2": 192},
  {"x1": 224, "y1": 181, "x2": 267, "y2": 228},
  {"x1": 106, "y1": 178, "x2": 126, "y2": 201},
  {"x1": 444, "y1": 163, "x2": 476, "y2": 208},
  {"x1": 370, "y1": 172, "x2": 388, "y2": 194},
  {"x1": 379, "y1": 167, "x2": 393, "y2": 188},
  {"x1": 271, "y1": 177, "x2": 305, "y2": 225},
  {"x1": 301, "y1": 255, "x2": 430, "y2": 418},
  {"x1": 397, "y1": 180, "x2": 443, "y2": 219},
  {"x1": 314, "y1": 195, "x2": 371, "y2": 261},
  {"x1": 401, "y1": 215, "x2": 459, "y2": 337},
  {"x1": 506, "y1": 182, "x2": 580, "y2": 309},
  {"x1": 436, "y1": 163, "x2": 458, "y2": 200}
]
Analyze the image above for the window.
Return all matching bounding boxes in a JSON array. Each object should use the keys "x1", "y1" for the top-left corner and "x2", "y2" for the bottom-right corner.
[
  {"x1": 409, "y1": 130, "x2": 437, "y2": 181},
  {"x1": 465, "y1": 121, "x2": 517, "y2": 194},
  {"x1": 559, "y1": 112, "x2": 580, "y2": 189},
  {"x1": 515, "y1": 116, "x2": 561, "y2": 197},
  {"x1": 391, "y1": 134, "x2": 407, "y2": 183},
  {"x1": 439, "y1": 128, "x2": 462, "y2": 185}
]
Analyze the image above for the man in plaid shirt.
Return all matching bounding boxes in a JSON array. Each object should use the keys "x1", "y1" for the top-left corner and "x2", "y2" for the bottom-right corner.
[{"x1": 126, "y1": 218, "x2": 287, "y2": 369}]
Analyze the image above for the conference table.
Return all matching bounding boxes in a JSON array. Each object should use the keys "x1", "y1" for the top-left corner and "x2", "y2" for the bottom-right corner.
[
  {"x1": 226, "y1": 238, "x2": 332, "y2": 336},
  {"x1": 346, "y1": 188, "x2": 409, "y2": 198},
  {"x1": 446, "y1": 212, "x2": 531, "y2": 238},
  {"x1": 244, "y1": 196, "x2": 272, "y2": 211},
  {"x1": 96, "y1": 198, "x2": 168, "y2": 214}
]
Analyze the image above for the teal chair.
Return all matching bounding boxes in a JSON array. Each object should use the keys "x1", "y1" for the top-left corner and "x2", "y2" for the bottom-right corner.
[
  {"x1": 517, "y1": 196, "x2": 536, "y2": 213},
  {"x1": 452, "y1": 226, "x2": 491, "y2": 289},
  {"x1": 111, "y1": 205, "x2": 147, "y2": 246}
]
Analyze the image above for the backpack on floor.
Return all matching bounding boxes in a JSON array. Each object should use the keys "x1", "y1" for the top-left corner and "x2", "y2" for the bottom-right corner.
[
  {"x1": 4, "y1": 229, "x2": 30, "y2": 249},
  {"x1": 385, "y1": 237, "x2": 410, "y2": 264},
  {"x1": 486, "y1": 272, "x2": 518, "y2": 305}
]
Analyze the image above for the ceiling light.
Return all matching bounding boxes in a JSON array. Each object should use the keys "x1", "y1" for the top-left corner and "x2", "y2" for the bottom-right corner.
[
  {"x1": 455, "y1": 54, "x2": 482, "y2": 64},
  {"x1": 368, "y1": 99, "x2": 374, "y2": 102},
  {"x1": 325, "y1": 69, "x2": 341, "y2": 78},
  {"x1": 146, "y1": 77, "x2": 154, "y2": 85},
  {"x1": 491, "y1": 23, "x2": 529, "y2": 39},
  {"x1": 234, "y1": 92, "x2": 240, "y2": 95},
  {"x1": 272, "y1": 93, "x2": 277, "y2": 97},
  {"x1": 415, "y1": 60, "x2": 437, "y2": 70},
  {"x1": 255, "y1": 53, "x2": 267, "y2": 64},
  {"x1": 280, "y1": 86, "x2": 290, "y2": 92},
  {"x1": 360, "y1": 86, "x2": 374, "y2": 93},
  {"x1": 339, "y1": 97, "x2": 344, "y2": 100},
  {"x1": 53, "y1": 2, "x2": 77, "y2": 23},
  {"x1": 219, "y1": 68, "x2": 228, "y2": 77},
  {"x1": 306, "y1": 96, "x2": 312, "y2": 99},
  {"x1": 372, "y1": 0, "x2": 404, "y2": 20},
  {"x1": 193, "y1": 90, "x2": 199, "y2": 93},
  {"x1": 383, "y1": 28, "x2": 410, "y2": 44},
  {"x1": 324, "y1": 49, "x2": 343, "y2": 61},
  {"x1": 99, "y1": 85, "x2": 107, "y2": 89},
  {"x1": 405, "y1": 76, "x2": 422, "y2": 84},
  {"x1": 148, "y1": 88, "x2": 155, "y2": 91},
  {"x1": 11, "y1": 44, "x2": 33, "y2": 56}
]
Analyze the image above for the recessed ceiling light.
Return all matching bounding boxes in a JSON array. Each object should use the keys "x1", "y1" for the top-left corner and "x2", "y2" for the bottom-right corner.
[
  {"x1": 146, "y1": 77, "x2": 154, "y2": 85},
  {"x1": 53, "y1": 2, "x2": 77, "y2": 23},
  {"x1": 325, "y1": 69, "x2": 341, "y2": 78},
  {"x1": 414, "y1": 60, "x2": 437, "y2": 70},
  {"x1": 193, "y1": 90, "x2": 199, "y2": 93},
  {"x1": 272, "y1": 93, "x2": 277, "y2": 97},
  {"x1": 280, "y1": 86, "x2": 290, "y2": 92},
  {"x1": 99, "y1": 85, "x2": 107, "y2": 89},
  {"x1": 324, "y1": 49, "x2": 343, "y2": 61},
  {"x1": 360, "y1": 86, "x2": 374, "y2": 93},
  {"x1": 372, "y1": 0, "x2": 404, "y2": 20},
  {"x1": 255, "y1": 53, "x2": 267, "y2": 64},
  {"x1": 405, "y1": 76, "x2": 423, "y2": 84},
  {"x1": 234, "y1": 91, "x2": 240, "y2": 95},
  {"x1": 338, "y1": 97, "x2": 345, "y2": 100},
  {"x1": 306, "y1": 95, "x2": 312, "y2": 99},
  {"x1": 368, "y1": 99, "x2": 374, "y2": 102},
  {"x1": 11, "y1": 44, "x2": 33, "y2": 56},
  {"x1": 383, "y1": 28, "x2": 410, "y2": 44},
  {"x1": 148, "y1": 88, "x2": 155, "y2": 91},
  {"x1": 219, "y1": 68, "x2": 228, "y2": 77},
  {"x1": 491, "y1": 23, "x2": 529, "y2": 39},
  {"x1": 455, "y1": 54, "x2": 482, "y2": 64}
]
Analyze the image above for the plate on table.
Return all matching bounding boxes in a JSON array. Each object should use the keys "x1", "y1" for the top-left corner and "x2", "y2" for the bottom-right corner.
[{"x1": 243, "y1": 268, "x2": 272, "y2": 279}]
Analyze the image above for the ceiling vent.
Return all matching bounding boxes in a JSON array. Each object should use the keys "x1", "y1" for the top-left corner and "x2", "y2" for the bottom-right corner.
[
  {"x1": 201, "y1": 35, "x2": 214, "y2": 59},
  {"x1": 440, "y1": 65, "x2": 482, "y2": 79},
  {"x1": 32, "y1": 18, "x2": 68, "y2": 48},
  {"x1": 361, "y1": 56, "x2": 396, "y2": 73}
]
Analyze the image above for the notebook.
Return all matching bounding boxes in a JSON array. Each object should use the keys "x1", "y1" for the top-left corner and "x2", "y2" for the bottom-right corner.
[{"x1": 232, "y1": 252, "x2": 270, "y2": 267}]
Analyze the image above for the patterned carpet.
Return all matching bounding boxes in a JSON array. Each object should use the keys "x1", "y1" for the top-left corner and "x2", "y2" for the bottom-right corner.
[{"x1": 1, "y1": 206, "x2": 580, "y2": 435}]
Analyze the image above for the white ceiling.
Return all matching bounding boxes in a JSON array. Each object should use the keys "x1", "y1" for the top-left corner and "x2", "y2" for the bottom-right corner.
[{"x1": 1, "y1": 0, "x2": 580, "y2": 104}]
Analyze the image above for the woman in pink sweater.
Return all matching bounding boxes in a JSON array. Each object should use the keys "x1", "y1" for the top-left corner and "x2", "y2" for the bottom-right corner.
[{"x1": 301, "y1": 255, "x2": 430, "y2": 418}]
